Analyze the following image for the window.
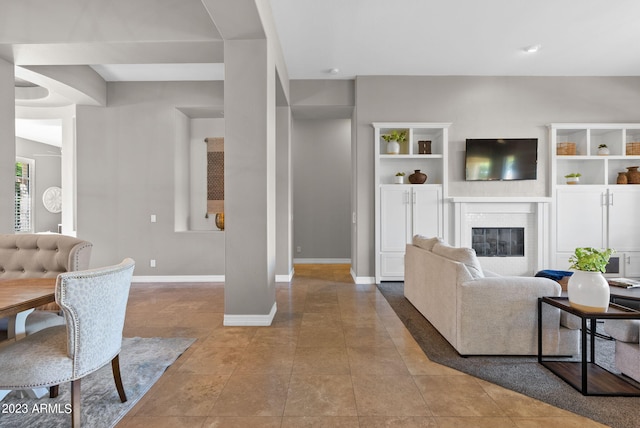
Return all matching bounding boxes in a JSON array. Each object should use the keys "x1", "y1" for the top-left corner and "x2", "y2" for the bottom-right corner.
[{"x1": 15, "y1": 158, "x2": 34, "y2": 233}]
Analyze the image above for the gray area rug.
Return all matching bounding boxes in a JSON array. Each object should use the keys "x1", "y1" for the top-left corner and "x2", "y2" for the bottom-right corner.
[
  {"x1": 378, "y1": 282, "x2": 640, "y2": 428},
  {"x1": 0, "y1": 336, "x2": 195, "y2": 428}
]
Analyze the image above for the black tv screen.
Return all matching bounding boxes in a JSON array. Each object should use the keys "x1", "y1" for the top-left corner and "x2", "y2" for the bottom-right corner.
[{"x1": 465, "y1": 138, "x2": 538, "y2": 181}]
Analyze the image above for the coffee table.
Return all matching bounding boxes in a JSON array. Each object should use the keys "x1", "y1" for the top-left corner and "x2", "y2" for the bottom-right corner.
[
  {"x1": 608, "y1": 284, "x2": 640, "y2": 310},
  {"x1": 538, "y1": 296, "x2": 640, "y2": 396}
]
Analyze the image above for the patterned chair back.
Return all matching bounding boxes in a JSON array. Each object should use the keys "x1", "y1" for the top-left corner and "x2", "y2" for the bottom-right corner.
[{"x1": 56, "y1": 258, "x2": 135, "y2": 379}]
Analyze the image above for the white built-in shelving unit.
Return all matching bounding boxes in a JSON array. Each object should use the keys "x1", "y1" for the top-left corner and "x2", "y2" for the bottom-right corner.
[
  {"x1": 373, "y1": 122, "x2": 450, "y2": 283},
  {"x1": 549, "y1": 123, "x2": 640, "y2": 278}
]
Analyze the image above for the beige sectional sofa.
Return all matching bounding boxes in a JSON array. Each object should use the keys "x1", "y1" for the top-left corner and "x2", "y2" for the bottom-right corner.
[
  {"x1": 0, "y1": 233, "x2": 92, "y2": 336},
  {"x1": 604, "y1": 319, "x2": 640, "y2": 383},
  {"x1": 404, "y1": 236, "x2": 579, "y2": 356}
]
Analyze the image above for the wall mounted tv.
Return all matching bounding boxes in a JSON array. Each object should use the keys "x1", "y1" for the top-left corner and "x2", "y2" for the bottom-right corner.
[{"x1": 465, "y1": 138, "x2": 538, "y2": 181}]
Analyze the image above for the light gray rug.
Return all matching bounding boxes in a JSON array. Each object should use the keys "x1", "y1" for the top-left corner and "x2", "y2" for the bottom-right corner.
[
  {"x1": 378, "y1": 282, "x2": 640, "y2": 428},
  {"x1": 0, "y1": 337, "x2": 195, "y2": 428}
]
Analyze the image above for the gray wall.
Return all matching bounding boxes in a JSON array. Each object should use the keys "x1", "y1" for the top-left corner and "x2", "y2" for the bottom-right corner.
[
  {"x1": 0, "y1": 59, "x2": 15, "y2": 233},
  {"x1": 293, "y1": 118, "x2": 351, "y2": 260},
  {"x1": 75, "y1": 81, "x2": 226, "y2": 275},
  {"x1": 354, "y1": 76, "x2": 640, "y2": 278},
  {"x1": 16, "y1": 137, "x2": 62, "y2": 233}
]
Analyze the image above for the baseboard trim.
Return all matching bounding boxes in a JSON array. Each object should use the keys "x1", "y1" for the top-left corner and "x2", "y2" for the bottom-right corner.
[
  {"x1": 350, "y1": 268, "x2": 375, "y2": 284},
  {"x1": 293, "y1": 258, "x2": 351, "y2": 264},
  {"x1": 224, "y1": 302, "x2": 277, "y2": 326},
  {"x1": 276, "y1": 268, "x2": 295, "y2": 283},
  {"x1": 133, "y1": 275, "x2": 225, "y2": 283}
]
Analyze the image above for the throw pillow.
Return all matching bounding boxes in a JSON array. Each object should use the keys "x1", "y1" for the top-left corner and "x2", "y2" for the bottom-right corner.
[
  {"x1": 432, "y1": 243, "x2": 484, "y2": 279},
  {"x1": 412, "y1": 235, "x2": 443, "y2": 251}
]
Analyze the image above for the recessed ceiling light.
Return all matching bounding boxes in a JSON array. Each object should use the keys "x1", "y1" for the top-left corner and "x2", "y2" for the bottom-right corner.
[
  {"x1": 328, "y1": 68, "x2": 340, "y2": 75},
  {"x1": 523, "y1": 44, "x2": 541, "y2": 53}
]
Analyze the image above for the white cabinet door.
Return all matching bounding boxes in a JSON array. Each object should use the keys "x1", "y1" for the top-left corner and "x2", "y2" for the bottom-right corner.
[
  {"x1": 608, "y1": 188, "x2": 640, "y2": 252},
  {"x1": 556, "y1": 188, "x2": 606, "y2": 252},
  {"x1": 411, "y1": 186, "x2": 442, "y2": 239},
  {"x1": 623, "y1": 252, "x2": 640, "y2": 278},
  {"x1": 380, "y1": 187, "x2": 410, "y2": 252}
]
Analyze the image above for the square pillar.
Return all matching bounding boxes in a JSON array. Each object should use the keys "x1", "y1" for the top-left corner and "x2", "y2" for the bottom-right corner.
[{"x1": 223, "y1": 39, "x2": 277, "y2": 325}]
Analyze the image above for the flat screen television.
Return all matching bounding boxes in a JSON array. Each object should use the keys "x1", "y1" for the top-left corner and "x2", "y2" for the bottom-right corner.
[{"x1": 465, "y1": 138, "x2": 538, "y2": 181}]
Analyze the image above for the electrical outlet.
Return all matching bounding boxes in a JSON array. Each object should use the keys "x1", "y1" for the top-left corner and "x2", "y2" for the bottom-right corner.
[
  {"x1": 150, "y1": 214, "x2": 157, "y2": 223},
  {"x1": 296, "y1": 246, "x2": 302, "y2": 253},
  {"x1": 150, "y1": 259, "x2": 156, "y2": 268}
]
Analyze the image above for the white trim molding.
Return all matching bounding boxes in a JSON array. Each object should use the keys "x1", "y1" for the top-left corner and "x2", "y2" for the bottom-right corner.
[
  {"x1": 351, "y1": 268, "x2": 375, "y2": 284},
  {"x1": 276, "y1": 268, "x2": 295, "y2": 283},
  {"x1": 224, "y1": 302, "x2": 277, "y2": 326},
  {"x1": 293, "y1": 258, "x2": 351, "y2": 264}
]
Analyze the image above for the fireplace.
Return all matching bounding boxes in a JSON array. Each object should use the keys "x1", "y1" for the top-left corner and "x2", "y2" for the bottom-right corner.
[
  {"x1": 472, "y1": 227, "x2": 524, "y2": 257},
  {"x1": 451, "y1": 198, "x2": 550, "y2": 276}
]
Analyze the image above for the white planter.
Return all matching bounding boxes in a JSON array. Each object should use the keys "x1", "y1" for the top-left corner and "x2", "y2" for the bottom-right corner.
[
  {"x1": 386, "y1": 140, "x2": 400, "y2": 155},
  {"x1": 567, "y1": 270, "x2": 610, "y2": 312},
  {"x1": 598, "y1": 147, "x2": 610, "y2": 155},
  {"x1": 566, "y1": 177, "x2": 579, "y2": 185},
  {"x1": 393, "y1": 175, "x2": 404, "y2": 184}
]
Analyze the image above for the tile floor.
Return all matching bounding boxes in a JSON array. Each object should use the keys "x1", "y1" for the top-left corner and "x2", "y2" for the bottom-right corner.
[{"x1": 117, "y1": 264, "x2": 606, "y2": 427}]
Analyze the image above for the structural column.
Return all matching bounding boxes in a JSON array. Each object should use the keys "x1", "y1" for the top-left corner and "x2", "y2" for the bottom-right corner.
[
  {"x1": 0, "y1": 59, "x2": 16, "y2": 233},
  {"x1": 275, "y1": 105, "x2": 293, "y2": 280},
  {"x1": 223, "y1": 39, "x2": 277, "y2": 325}
]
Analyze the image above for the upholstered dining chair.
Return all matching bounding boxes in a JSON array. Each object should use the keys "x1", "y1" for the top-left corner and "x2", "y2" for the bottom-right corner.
[{"x1": 0, "y1": 258, "x2": 135, "y2": 428}]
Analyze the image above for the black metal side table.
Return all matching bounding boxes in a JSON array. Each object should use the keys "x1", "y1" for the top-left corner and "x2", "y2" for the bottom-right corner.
[{"x1": 538, "y1": 296, "x2": 640, "y2": 396}]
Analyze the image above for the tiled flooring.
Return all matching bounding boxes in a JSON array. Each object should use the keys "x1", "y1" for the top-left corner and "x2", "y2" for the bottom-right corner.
[{"x1": 117, "y1": 264, "x2": 605, "y2": 427}]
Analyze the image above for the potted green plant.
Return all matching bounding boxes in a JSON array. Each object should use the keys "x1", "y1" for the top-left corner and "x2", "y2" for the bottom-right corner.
[
  {"x1": 394, "y1": 172, "x2": 405, "y2": 184},
  {"x1": 567, "y1": 247, "x2": 614, "y2": 312},
  {"x1": 381, "y1": 130, "x2": 407, "y2": 155},
  {"x1": 564, "y1": 172, "x2": 581, "y2": 184},
  {"x1": 597, "y1": 144, "x2": 610, "y2": 155}
]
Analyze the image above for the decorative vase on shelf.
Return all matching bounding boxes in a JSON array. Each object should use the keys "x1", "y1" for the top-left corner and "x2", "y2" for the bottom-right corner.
[
  {"x1": 393, "y1": 175, "x2": 404, "y2": 184},
  {"x1": 215, "y1": 212, "x2": 225, "y2": 230},
  {"x1": 408, "y1": 170, "x2": 427, "y2": 184},
  {"x1": 617, "y1": 172, "x2": 628, "y2": 184},
  {"x1": 567, "y1": 270, "x2": 610, "y2": 312},
  {"x1": 597, "y1": 146, "x2": 610, "y2": 155},
  {"x1": 626, "y1": 166, "x2": 640, "y2": 184},
  {"x1": 386, "y1": 140, "x2": 400, "y2": 155}
]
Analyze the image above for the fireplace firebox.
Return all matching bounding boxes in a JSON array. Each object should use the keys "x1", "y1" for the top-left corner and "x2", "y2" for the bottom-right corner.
[{"x1": 472, "y1": 227, "x2": 524, "y2": 257}]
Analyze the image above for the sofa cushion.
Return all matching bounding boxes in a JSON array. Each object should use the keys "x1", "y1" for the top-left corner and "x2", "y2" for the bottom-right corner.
[
  {"x1": 412, "y1": 235, "x2": 442, "y2": 252},
  {"x1": 605, "y1": 319, "x2": 640, "y2": 343},
  {"x1": 432, "y1": 243, "x2": 484, "y2": 279}
]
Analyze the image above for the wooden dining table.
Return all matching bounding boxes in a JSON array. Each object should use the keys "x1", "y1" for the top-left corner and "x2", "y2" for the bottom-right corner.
[
  {"x1": 0, "y1": 277, "x2": 57, "y2": 401},
  {"x1": 0, "y1": 277, "x2": 57, "y2": 339}
]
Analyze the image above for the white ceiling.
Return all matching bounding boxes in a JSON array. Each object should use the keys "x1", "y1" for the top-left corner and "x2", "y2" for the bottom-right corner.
[
  {"x1": 269, "y1": 0, "x2": 640, "y2": 79},
  {"x1": 15, "y1": 119, "x2": 62, "y2": 147},
  {"x1": 5, "y1": 0, "x2": 640, "y2": 87},
  {"x1": 7, "y1": 0, "x2": 638, "y2": 145}
]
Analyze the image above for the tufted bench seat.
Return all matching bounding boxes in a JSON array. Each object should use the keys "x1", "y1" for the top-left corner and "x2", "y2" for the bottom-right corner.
[{"x1": 0, "y1": 233, "x2": 92, "y2": 337}]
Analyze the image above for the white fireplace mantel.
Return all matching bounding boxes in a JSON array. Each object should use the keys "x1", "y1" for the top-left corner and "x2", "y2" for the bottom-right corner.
[
  {"x1": 450, "y1": 197, "x2": 551, "y2": 275},
  {"x1": 448, "y1": 197, "x2": 552, "y2": 203}
]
